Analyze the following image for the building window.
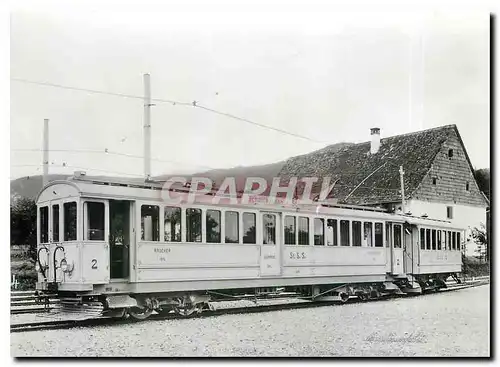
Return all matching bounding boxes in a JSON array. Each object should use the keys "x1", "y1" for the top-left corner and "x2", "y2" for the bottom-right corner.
[
  {"x1": 327, "y1": 219, "x2": 338, "y2": 246},
  {"x1": 52, "y1": 205, "x2": 59, "y2": 242},
  {"x1": 86, "y1": 202, "x2": 105, "y2": 241},
  {"x1": 374, "y1": 223, "x2": 383, "y2": 247},
  {"x1": 64, "y1": 202, "x2": 77, "y2": 241},
  {"x1": 206, "y1": 209, "x2": 221, "y2": 243},
  {"x1": 284, "y1": 216, "x2": 296, "y2": 245},
  {"x1": 242, "y1": 213, "x2": 256, "y2": 244},
  {"x1": 141, "y1": 205, "x2": 159, "y2": 241},
  {"x1": 447, "y1": 206, "x2": 453, "y2": 219},
  {"x1": 164, "y1": 206, "x2": 182, "y2": 242},
  {"x1": 39, "y1": 206, "x2": 49, "y2": 243},
  {"x1": 225, "y1": 211, "x2": 239, "y2": 243},
  {"x1": 466, "y1": 182, "x2": 470, "y2": 191},
  {"x1": 448, "y1": 149, "x2": 454, "y2": 158},
  {"x1": 186, "y1": 208, "x2": 202, "y2": 242},
  {"x1": 393, "y1": 224, "x2": 402, "y2": 248},
  {"x1": 364, "y1": 222, "x2": 373, "y2": 247},
  {"x1": 340, "y1": 220, "x2": 350, "y2": 246},
  {"x1": 298, "y1": 217, "x2": 309, "y2": 245},
  {"x1": 262, "y1": 213, "x2": 276, "y2": 245},
  {"x1": 314, "y1": 218, "x2": 325, "y2": 246},
  {"x1": 432, "y1": 177, "x2": 437, "y2": 185}
]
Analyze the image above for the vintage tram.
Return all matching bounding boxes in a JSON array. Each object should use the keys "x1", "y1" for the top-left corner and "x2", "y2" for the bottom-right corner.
[{"x1": 35, "y1": 173, "x2": 464, "y2": 319}]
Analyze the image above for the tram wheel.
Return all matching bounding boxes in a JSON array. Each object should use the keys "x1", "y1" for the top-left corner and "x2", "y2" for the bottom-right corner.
[{"x1": 128, "y1": 306, "x2": 153, "y2": 320}]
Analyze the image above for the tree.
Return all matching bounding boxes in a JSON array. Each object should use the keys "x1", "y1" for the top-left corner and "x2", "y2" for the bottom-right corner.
[
  {"x1": 471, "y1": 223, "x2": 488, "y2": 263},
  {"x1": 474, "y1": 168, "x2": 490, "y2": 201},
  {"x1": 10, "y1": 198, "x2": 37, "y2": 264}
]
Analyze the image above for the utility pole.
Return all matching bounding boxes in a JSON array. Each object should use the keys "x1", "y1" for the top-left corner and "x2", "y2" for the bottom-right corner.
[
  {"x1": 143, "y1": 73, "x2": 151, "y2": 181},
  {"x1": 42, "y1": 118, "x2": 49, "y2": 187},
  {"x1": 399, "y1": 165, "x2": 405, "y2": 213}
]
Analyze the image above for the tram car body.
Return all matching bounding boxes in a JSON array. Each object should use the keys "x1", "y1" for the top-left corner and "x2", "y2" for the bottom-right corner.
[{"x1": 35, "y1": 175, "x2": 464, "y2": 318}]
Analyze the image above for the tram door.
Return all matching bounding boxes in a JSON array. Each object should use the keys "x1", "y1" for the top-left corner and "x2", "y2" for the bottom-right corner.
[
  {"x1": 391, "y1": 223, "x2": 404, "y2": 274},
  {"x1": 260, "y1": 212, "x2": 281, "y2": 277},
  {"x1": 109, "y1": 200, "x2": 132, "y2": 279}
]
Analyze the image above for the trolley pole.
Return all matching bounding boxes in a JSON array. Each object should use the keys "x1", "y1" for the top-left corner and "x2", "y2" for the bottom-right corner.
[
  {"x1": 143, "y1": 73, "x2": 152, "y2": 181},
  {"x1": 399, "y1": 165, "x2": 405, "y2": 213},
  {"x1": 42, "y1": 118, "x2": 49, "y2": 187}
]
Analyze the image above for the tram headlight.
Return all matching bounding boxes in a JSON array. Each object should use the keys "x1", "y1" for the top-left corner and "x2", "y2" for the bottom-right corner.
[{"x1": 60, "y1": 258, "x2": 68, "y2": 272}]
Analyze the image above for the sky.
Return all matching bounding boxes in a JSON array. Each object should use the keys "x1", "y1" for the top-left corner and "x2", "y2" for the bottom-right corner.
[{"x1": 10, "y1": 8, "x2": 490, "y2": 180}]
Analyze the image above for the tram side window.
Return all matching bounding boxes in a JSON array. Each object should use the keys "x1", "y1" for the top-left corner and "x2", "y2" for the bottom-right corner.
[
  {"x1": 393, "y1": 224, "x2": 402, "y2": 248},
  {"x1": 141, "y1": 205, "x2": 159, "y2": 241},
  {"x1": 164, "y1": 207, "x2": 182, "y2": 242},
  {"x1": 327, "y1": 219, "x2": 338, "y2": 246},
  {"x1": 86, "y1": 202, "x2": 105, "y2": 241},
  {"x1": 447, "y1": 231, "x2": 452, "y2": 250},
  {"x1": 385, "y1": 223, "x2": 392, "y2": 248},
  {"x1": 426, "y1": 229, "x2": 431, "y2": 250},
  {"x1": 285, "y1": 216, "x2": 296, "y2": 245},
  {"x1": 52, "y1": 205, "x2": 59, "y2": 242},
  {"x1": 437, "y1": 230, "x2": 442, "y2": 250},
  {"x1": 431, "y1": 229, "x2": 437, "y2": 250},
  {"x1": 314, "y1": 218, "x2": 325, "y2": 246},
  {"x1": 186, "y1": 208, "x2": 202, "y2": 242},
  {"x1": 457, "y1": 232, "x2": 461, "y2": 251},
  {"x1": 64, "y1": 202, "x2": 77, "y2": 241},
  {"x1": 364, "y1": 222, "x2": 373, "y2": 247},
  {"x1": 442, "y1": 230, "x2": 447, "y2": 250},
  {"x1": 206, "y1": 209, "x2": 221, "y2": 243},
  {"x1": 298, "y1": 217, "x2": 310, "y2": 245},
  {"x1": 374, "y1": 223, "x2": 383, "y2": 247},
  {"x1": 452, "y1": 232, "x2": 457, "y2": 251},
  {"x1": 242, "y1": 213, "x2": 256, "y2": 244},
  {"x1": 225, "y1": 211, "x2": 239, "y2": 243},
  {"x1": 39, "y1": 206, "x2": 49, "y2": 243},
  {"x1": 420, "y1": 228, "x2": 425, "y2": 250},
  {"x1": 352, "y1": 221, "x2": 362, "y2": 246},
  {"x1": 263, "y1": 214, "x2": 276, "y2": 245},
  {"x1": 340, "y1": 220, "x2": 350, "y2": 246}
]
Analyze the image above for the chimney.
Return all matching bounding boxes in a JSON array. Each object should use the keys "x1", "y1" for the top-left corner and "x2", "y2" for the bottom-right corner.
[{"x1": 370, "y1": 127, "x2": 381, "y2": 154}]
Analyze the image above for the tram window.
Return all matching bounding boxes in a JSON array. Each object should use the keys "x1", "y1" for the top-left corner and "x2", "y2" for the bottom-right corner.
[
  {"x1": 263, "y1": 214, "x2": 276, "y2": 245},
  {"x1": 374, "y1": 223, "x2": 383, "y2": 247},
  {"x1": 285, "y1": 216, "x2": 296, "y2": 245},
  {"x1": 420, "y1": 228, "x2": 425, "y2": 250},
  {"x1": 448, "y1": 231, "x2": 452, "y2": 250},
  {"x1": 164, "y1": 207, "x2": 182, "y2": 242},
  {"x1": 51, "y1": 205, "x2": 59, "y2": 242},
  {"x1": 314, "y1": 218, "x2": 325, "y2": 246},
  {"x1": 327, "y1": 219, "x2": 338, "y2": 246},
  {"x1": 39, "y1": 206, "x2": 49, "y2": 243},
  {"x1": 225, "y1": 211, "x2": 239, "y2": 243},
  {"x1": 141, "y1": 205, "x2": 159, "y2": 241},
  {"x1": 64, "y1": 202, "x2": 77, "y2": 241},
  {"x1": 186, "y1": 208, "x2": 202, "y2": 242},
  {"x1": 437, "y1": 230, "x2": 442, "y2": 250},
  {"x1": 386, "y1": 223, "x2": 392, "y2": 248},
  {"x1": 352, "y1": 221, "x2": 362, "y2": 246},
  {"x1": 205, "y1": 209, "x2": 221, "y2": 243},
  {"x1": 442, "y1": 230, "x2": 447, "y2": 250},
  {"x1": 431, "y1": 229, "x2": 437, "y2": 250},
  {"x1": 457, "y1": 232, "x2": 461, "y2": 251},
  {"x1": 364, "y1": 222, "x2": 373, "y2": 247},
  {"x1": 426, "y1": 229, "x2": 431, "y2": 250},
  {"x1": 298, "y1": 217, "x2": 310, "y2": 245},
  {"x1": 242, "y1": 212, "x2": 256, "y2": 244},
  {"x1": 340, "y1": 220, "x2": 350, "y2": 246},
  {"x1": 452, "y1": 232, "x2": 457, "y2": 250},
  {"x1": 393, "y1": 224, "x2": 402, "y2": 248},
  {"x1": 86, "y1": 202, "x2": 105, "y2": 241}
]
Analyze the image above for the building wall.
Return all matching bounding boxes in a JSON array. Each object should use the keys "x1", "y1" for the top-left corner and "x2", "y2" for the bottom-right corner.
[
  {"x1": 406, "y1": 199, "x2": 486, "y2": 257},
  {"x1": 410, "y1": 130, "x2": 486, "y2": 207}
]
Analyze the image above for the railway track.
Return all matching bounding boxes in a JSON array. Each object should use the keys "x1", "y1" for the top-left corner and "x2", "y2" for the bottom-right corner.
[{"x1": 11, "y1": 279, "x2": 488, "y2": 333}]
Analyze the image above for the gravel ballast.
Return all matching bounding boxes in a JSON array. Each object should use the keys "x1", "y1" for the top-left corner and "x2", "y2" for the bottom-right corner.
[{"x1": 11, "y1": 284, "x2": 490, "y2": 357}]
